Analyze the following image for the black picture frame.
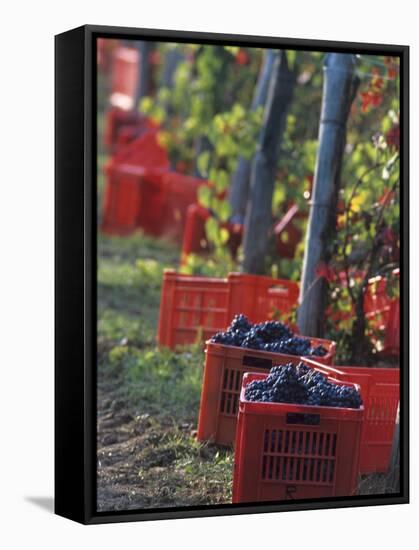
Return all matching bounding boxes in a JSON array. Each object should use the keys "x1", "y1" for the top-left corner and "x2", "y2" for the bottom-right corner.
[{"x1": 55, "y1": 24, "x2": 409, "y2": 525}]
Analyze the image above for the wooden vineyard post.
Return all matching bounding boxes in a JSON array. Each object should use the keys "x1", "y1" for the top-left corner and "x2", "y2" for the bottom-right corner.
[
  {"x1": 386, "y1": 402, "x2": 400, "y2": 492},
  {"x1": 229, "y1": 49, "x2": 275, "y2": 224},
  {"x1": 297, "y1": 53, "x2": 359, "y2": 336},
  {"x1": 242, "y1": 51, "x2": 296, "y2": 274},
  {"x1": 135, "y1": 41, "x2": 151, "y2": 104},
  {"x1": 161, "y1": 47, "x2": 183, "y2": 88}
]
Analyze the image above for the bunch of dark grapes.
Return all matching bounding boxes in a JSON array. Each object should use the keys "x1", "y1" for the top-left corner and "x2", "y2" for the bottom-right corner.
[
  {"x1": 230, "y1": 314, "x2": 252, "y2": 333},
  {"x1": 311, "y1": 345, "x2": 328, "y2": 357},
  {"x1": 244, "y1": 362, "x2": 362, "y2": 409},
  {"x1": 306, "y1": 381, "x2": 363, "y2": 408},
  {"x1": 255, "y1": 320, "x2": 293, "y2": 342},
  {"x1": 210, "y1": 314, "x2": 327, "y2": 357},
  {"x1": 241, "y1": 333, "x2": 264, "y2": 350},
  {"x1": 210, "y1": 331, "x2": 238, "y2": 346}
]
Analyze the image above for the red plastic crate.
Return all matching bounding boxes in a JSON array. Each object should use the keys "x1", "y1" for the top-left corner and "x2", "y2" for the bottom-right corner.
[
  {"x1": 101, "y1": 169, "x2": 143, "y2": 235},
  {"x1": 197, "y1": 340, "x2": 336, "y2": 446},
  {"x1": 157, "y1": 271, "x2": 301, "y2": 349},
  {"x1": 157, "y1": 271, "x2": 229, "y2": 347},
  {"x1": 227, "y1": 272, "x2": 300, "y2": 329},
  {"x1": 232, "y1": 372, "x2": 363, "y2": 503},
  {"x1": 328, "y1": 269, "x2": 400, "y2": 357},
  {"x1": 305, "y1": 360, "x2": 400, "y2": 474},
  {"x1": 181, "y1": 204, "x2": 211, "y2": 257},
  {"x1": 157, "y1": 173, "x2": 209, "y2": 242},
  {"x1": 103, "y1": 106, "x2": 158, "y2": 152},
  {"x1": 365, "y1": 269, "x2": 400, "y2": 356},
  {"x1": 108, "y1": 128, "x2": 169, "y2": 170},
  {"x1": 101, "y1": 169, "x2": 167, "y2": 236},
  {"x1": 100, "y1": 132, "x2": 170, "y2": 236},
  {"x1": 109, "y1": 46, "x2": 139, "y2": 110}
]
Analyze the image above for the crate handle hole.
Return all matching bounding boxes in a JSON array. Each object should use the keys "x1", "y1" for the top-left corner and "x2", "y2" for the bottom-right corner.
[
  {"x1": 286, "y1": 413, "x2": 320, "y2": 426},
  {"x1": 242, "y1": 356, "x2": 272, "y2": 370}
]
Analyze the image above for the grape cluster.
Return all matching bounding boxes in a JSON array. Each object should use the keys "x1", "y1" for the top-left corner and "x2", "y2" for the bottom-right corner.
[
  {"x1": 244, "y1": 362, "x2": 362, "y2": 409},
  {"x1": 210, "y1": 314, "x2": 328, "y2": 357}
]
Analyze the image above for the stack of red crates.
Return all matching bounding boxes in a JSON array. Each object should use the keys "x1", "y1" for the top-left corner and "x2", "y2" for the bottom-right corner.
[
  {"x1": 101, "y1": 131, "x2": 170, "y2": 236},
  {"x1": 197, "y1": 339, "x2": 336, "y2": 447},
  {"x1": 109, "y1": 45, "x2": 139, "y2": 110},
  {"x1": 102, "y1": 170, "x2": 209, "y2": 241}
]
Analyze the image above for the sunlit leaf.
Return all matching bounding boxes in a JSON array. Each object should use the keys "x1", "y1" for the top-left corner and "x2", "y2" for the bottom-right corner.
[
  {"x1": 197, "y1": 151, "x2": 210, "y2": 176},
  {"x1": 218, "y1": 201, "x2": 231, "y2": 223},
  {"x1": 205, "y1": 217, "x2": 220, "y2": 245},
  {"x1": 219, "y1": 228, "x2": 230, "y2": 244},
  {"x1": 197, "y1": 185, "x2": 212, "y2": 209}
]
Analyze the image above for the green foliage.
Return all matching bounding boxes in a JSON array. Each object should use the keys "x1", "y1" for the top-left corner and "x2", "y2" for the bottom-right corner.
[
  {"x1": 139, "y1": 44, "x2": 262, "y2": 257},
  {"x1": 322, "y1": 58, "x2": 400, "y2": 363},
  {"x1": 139, "y1": 44, "x2": 261, "y2": 170},
  {"x1": 141, "y1": 47, "x2": 400, "y2": 362},
  {"x1": 193, "y1": 101, "x2": 262, "y2": 254},
  {"x1": 95, "y1": 52, "x2": 402, "y2": 508}
]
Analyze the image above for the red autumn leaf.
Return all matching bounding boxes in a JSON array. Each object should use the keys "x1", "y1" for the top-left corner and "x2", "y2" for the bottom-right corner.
[
  {"x1": 386, "y1": 124, "x2": 400, "y2": 150},
  {"x1": 382, "y1": 227, "x2": 396, "y2": 246},
  {"x1": 379, "y1": 188, "x2": 395, "y2": 206},
  {"x1": 388, "y1": 66, "x2": 397, "y2": 79},
  {"x1": 315, "y1": 262, "x2": 336, "y2": 283},
  {"x1": 373, "y1": 76, "x2": 384, "y2": 89},
  {"x1": 371, "y1": 92, "x2": 383, "y2": 107},
  {"x1": 235, "y1": 49, "x2": 249, "y2": 66},
  {"x1": 361, "y1": 92, "x2": 373, "y2": 112}
]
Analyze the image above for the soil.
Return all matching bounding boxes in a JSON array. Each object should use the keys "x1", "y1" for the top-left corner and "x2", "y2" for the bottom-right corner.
[
  {"x1": 97, "y1": 376, "x2": 398, "y2": 512},
  {"x1": 96, "y1": 378, "x2": 233, "y2": 512}
]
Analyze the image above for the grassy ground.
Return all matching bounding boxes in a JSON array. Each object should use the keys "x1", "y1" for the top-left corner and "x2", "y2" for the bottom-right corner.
[
  {"x1": 97, "y1": 233, "x2": 234, "y2": 511},
  {"x1": 95, "y1": 90, "x2": 398, "y2": 507},
  {"x1": 96, "y1": 231, "x2": 398, "y2": 511}
]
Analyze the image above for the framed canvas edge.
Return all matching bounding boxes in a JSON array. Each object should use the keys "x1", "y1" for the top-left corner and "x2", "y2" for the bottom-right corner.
[
  {"x1": 54, "y1": 24, "x2": 410, "y2": 526},
  {"x1": 55, "y1": 25, "x2": 88, "y2": 524}
]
